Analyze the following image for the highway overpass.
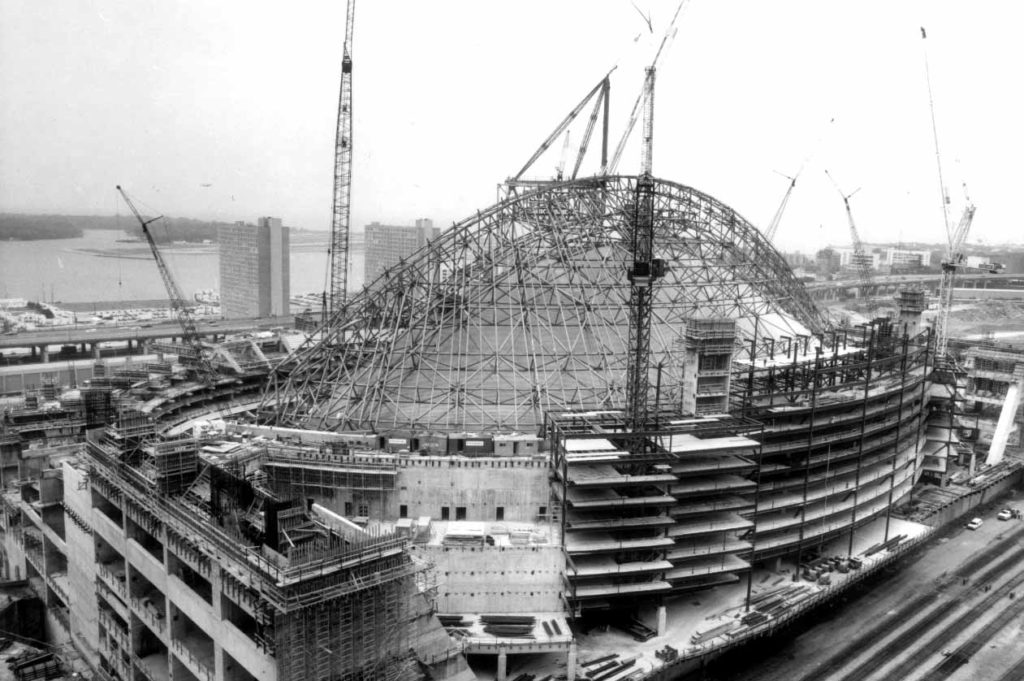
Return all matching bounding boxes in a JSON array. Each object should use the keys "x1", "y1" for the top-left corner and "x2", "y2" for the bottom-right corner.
[{"x1": 0, "y1": 315, "x2": 295, "y2": 361}]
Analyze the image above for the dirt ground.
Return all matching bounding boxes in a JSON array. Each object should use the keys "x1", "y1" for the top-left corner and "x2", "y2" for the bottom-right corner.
[{"x1": 825, "y1": 298, "x2": 1024, "y2": 340}]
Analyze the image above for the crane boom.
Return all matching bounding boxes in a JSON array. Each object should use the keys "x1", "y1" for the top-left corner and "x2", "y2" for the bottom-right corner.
[
  {"x1": 115, "y1": 186, "x2": 217, "y2": 380},
  {"x1": 328, "y1": 0, "x2": 356, "y2": 323},
  {"x1": 607, "y1": 0, "x2": 687, "y2": 175},
  {"x1": 512, "y1": 76, "x2": 609, "y2": 182},
  {"x1": 570, "y1": 78, "x2": 610, "y2": 180},
  {"x1": 764, "y1": 172, "x2": 797, "y2": 243}
]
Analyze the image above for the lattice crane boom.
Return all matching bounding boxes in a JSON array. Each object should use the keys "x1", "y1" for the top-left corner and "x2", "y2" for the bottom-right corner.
[
  {"x1": 608, "y1": 0, "x2": 687, "y2": 175},
  {"x1": 116, "y1": 186, "x2": 217, "y2": 380},
  {"x1": 512, "y1": 76, "x2": 610, "y2": 183},
  {"x1": 825, "y1": 170, "x2": 877, "y2": 319},
  {"x1": 328, "y1": 0, "x2": 356, "y2": 323},
  {"x1": 764, "y1": 171, "x2": 797, "y2": 243}
]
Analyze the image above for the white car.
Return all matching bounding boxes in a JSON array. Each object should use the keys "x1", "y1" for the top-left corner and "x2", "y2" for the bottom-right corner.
[
  {"x1": 998, "y1": 509, "x2": 1013, "y2": 521},
  {"x1": 966, "y1": 517, "x2": 984, "y2": 530}
]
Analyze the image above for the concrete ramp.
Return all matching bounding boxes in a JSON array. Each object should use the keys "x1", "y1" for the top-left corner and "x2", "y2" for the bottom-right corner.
[{"x1": 986, "y1": 364, "x2": 1024, "y2": 466}]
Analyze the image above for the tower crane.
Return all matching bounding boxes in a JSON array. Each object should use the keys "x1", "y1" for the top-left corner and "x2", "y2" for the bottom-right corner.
[
  {"x1": 116, "y1": 186, "x2": 218, "y2": 381},
  {"x1": 622, "y1": 2, "x2": 686, "y2": 431},
  {"x1": 625, "y1": 66, "x2": 662, "y2": 432},
  {"x1": 327, "y1": 0, "x2": 356, "y2": 326},
  {"x1": 935, "y1": 204, "x2": 974, "y2": 360},
  {"x1": 934, "y1": 203, "x2": 1003, "y2": 359},
  {"x1": 825, "y1": 170, "x2": 878, "y2": 320},
  {"x1": 919, "y1": 28, "x2": 1002, "y2": 360}
]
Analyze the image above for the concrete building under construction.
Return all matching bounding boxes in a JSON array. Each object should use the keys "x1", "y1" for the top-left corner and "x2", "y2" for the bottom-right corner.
[
  {"x1": 2, "y1": 5, "x2": 1020, "y2": 680},
  {"x1": 0, "y1": 176, "x2": 1017, "y2": 680}
]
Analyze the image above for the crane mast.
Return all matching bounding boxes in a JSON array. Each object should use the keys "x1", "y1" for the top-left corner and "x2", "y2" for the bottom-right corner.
[
  {"x1": 115, "y1": 186, "x2": 217, "y2": 381},
  {"x1": 328, "y1": 0, "x2": 356, "y2": 325},
  {"x1": 625, "y1": 66, "x2": 663, "y2": 432},
  {"x1": 623, "y1": 4, "x2": 685, "y2": 430}
]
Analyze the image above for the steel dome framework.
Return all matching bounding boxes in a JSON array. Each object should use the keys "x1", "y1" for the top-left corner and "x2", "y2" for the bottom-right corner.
[{"x1": 265, "y1": 176, "x2": 827, "y2": 432}]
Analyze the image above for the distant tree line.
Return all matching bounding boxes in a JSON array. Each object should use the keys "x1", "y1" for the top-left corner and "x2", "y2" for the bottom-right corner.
[
  {"x1": 0, "y1": 213, "x2": 237, "y2": 243},
  {"x1": 0, "y1": 214, "x2": 83, "y2": 240}
]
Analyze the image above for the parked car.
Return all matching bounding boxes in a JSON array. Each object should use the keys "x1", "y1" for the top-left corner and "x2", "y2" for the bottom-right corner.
[
  {"x1": 966, "y1": 517, "x2": 984, "y2": 530},
  {"x1": 998, "y1": 509, "x2": 1013, "y2": 521}
]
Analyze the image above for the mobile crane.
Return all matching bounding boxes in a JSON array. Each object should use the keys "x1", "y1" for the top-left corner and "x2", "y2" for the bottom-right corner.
[
  {"x1": 825, "y1": 170, "x2": 878, "y2": 320},
  {"x1": 327, "y1": 0, "x2": 356, "y2": 326},
  {"x1": 116, "y1": 186, "x2": 218, "y2": 382}
]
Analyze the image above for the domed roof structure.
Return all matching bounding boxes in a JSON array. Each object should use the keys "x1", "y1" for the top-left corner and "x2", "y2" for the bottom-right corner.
[{"x1": 271, "y1": 176, "x2": 827, "y2": 432}]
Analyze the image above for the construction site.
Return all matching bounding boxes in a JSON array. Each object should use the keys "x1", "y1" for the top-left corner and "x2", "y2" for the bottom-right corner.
[{"x1": 2, "y1": 3, "x2": 1024, "y2": 681}]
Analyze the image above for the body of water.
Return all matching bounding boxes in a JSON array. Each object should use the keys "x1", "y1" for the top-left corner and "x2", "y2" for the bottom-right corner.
[{"x1": 0, "y1": 230, "x2": 364, "y2": 305}]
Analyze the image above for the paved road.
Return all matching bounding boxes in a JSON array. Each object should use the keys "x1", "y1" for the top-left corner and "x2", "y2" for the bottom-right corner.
[{"x1": 707, "y1": 491, "x2": 1024, "y2": 681}]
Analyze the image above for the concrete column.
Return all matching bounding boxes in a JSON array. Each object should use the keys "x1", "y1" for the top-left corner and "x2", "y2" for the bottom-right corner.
[
  {"x1": 213, "y1": 643, "x2": 224, "y2": 681},
  {"x1": 211, "y1": 569, "x2": 223, "y2": 619},
  {"x1": 771, "y1": 556, "x2": 783, "y2": 573},
  {"x1": 567, "y1": 642, "x2": 577, "y2": 680},
  {"x1": 657, "y1": 605, "x2": 668, "y2": 636},
  {"x1": 497, "y1": 650, "x2": 508, "y2": 681},
  {"x1": 40, "y1": 346, "x2": 49, "y2": 363},
  {"x1": 92, "y1": 344, "x2": 101, "y2": 359}
]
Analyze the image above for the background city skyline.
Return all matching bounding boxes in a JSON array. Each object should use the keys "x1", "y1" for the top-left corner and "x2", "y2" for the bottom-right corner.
[{"x1": 2, "y1": 1, "x2": 1021, "y2": 254}]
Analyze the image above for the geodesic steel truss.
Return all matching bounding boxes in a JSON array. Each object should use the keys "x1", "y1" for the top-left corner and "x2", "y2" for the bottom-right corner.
[{"x1": 264, "y1": 176, "x2": 827, "y2": 433}]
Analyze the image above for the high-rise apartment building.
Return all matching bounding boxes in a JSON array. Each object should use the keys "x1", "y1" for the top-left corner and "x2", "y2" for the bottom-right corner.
[
  {"x1": 364, "y1": 219, "x2": 440, "y2": 283},
  {"x1": 218, "y1": 218, "x2": 290, "y2": 318}
]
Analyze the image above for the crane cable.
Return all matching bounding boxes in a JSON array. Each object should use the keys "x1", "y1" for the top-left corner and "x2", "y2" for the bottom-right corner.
[{"x1": 922, "y1": 26, "x2": 952, "y2": 247}]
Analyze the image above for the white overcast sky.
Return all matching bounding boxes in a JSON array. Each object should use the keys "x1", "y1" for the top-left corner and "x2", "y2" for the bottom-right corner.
[{"x1": 1, "y1": 1, "x2": 1021, "y2": 253}]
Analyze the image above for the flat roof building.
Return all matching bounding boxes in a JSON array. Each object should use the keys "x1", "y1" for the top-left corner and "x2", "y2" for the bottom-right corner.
[
  {"x1": 218, "y1": 218, "x2": 290, "y2": 319},
  {"x1": 365, "y1": 219, "x2": 439, "y2": 284}
]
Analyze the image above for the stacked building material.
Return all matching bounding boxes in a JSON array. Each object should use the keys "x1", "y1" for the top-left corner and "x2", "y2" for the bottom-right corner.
[
  {"x1": 480, "y1": 614, "x2": 535, "y2": 638},
  {"x1": 441, "y1": 522, "x2": 486, "y2": 547},
  {"x1": 691, "y1": 620, "x2": 740, "y2": 644},
  {"x1": 588, "y1": 656, "x2": 637, "y2": 681},
  {"x1": 864, "y1": 533, "x2": 906, "y2": 556},
  {"x1": 539, "y1": 618, "x2": 563, "y2": 636}
]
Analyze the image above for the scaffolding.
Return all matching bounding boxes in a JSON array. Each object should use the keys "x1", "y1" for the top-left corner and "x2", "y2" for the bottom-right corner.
[
  {"x1": 85, "y1": 430, "x2": 427, "y2": 681},
  {"x1": 261, "y1": 444, "x2": 398, "y2": 495},
  {"x1": 139, "y1": 437, "x2": 199, "y2": 493},
  {"x1": 681, "y1": 317, "x2": 736, "y2": 416}
]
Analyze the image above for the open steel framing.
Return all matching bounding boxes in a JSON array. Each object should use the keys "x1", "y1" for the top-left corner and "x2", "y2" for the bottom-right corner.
[{"x1": 263, "y1": 176, "x2": 828, "y2": 432}]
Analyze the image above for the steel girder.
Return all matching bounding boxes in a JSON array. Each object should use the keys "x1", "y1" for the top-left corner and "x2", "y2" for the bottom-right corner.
[{"x1": 263, "y1": 176, "x2": 827, "y2": 432}]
